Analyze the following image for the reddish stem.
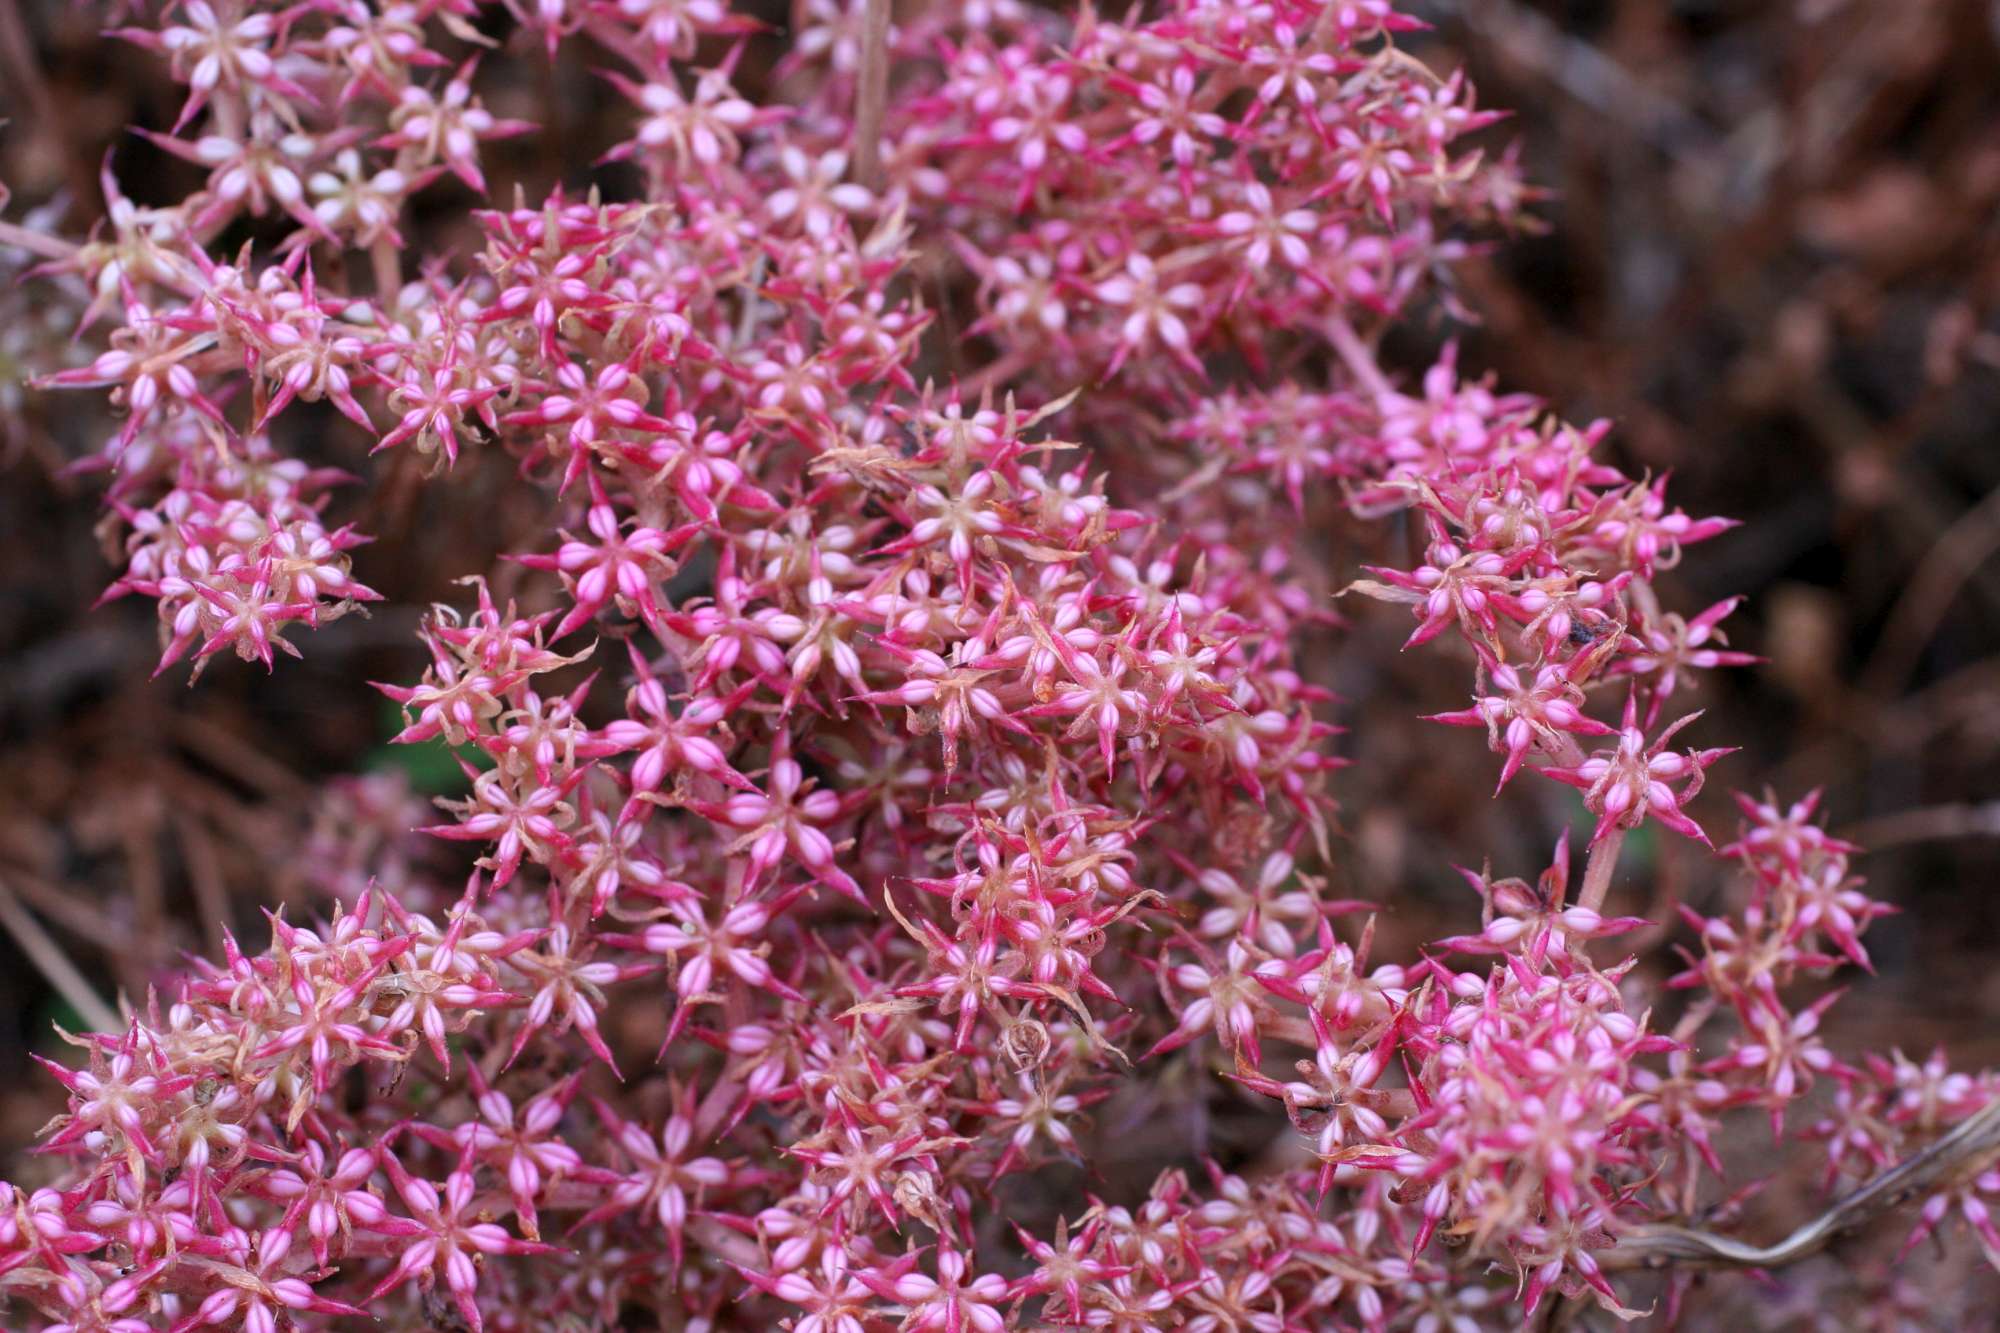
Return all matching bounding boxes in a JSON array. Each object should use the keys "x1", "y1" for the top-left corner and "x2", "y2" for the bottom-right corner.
[
  {"x1": 1324, "y1": 313, "x2": 1395, "y2": 402},
  {"x1": 1577, "y1": 827, "x2": 1626, "y2": 914}
]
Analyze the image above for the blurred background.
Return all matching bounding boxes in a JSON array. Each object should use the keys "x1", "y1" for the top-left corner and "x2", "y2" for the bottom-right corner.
[
  {"x1": 1378, "y1": 0, "x2": 2000, "y2": 1064},
  {"x1": 1, "y1": 0, "x2": 1998, "y2": 1275}
]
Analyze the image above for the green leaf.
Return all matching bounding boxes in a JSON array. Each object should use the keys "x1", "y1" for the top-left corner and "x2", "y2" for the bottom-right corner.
[{"x1": 367, "y1": 699, "x2": 472, "y2": 796}]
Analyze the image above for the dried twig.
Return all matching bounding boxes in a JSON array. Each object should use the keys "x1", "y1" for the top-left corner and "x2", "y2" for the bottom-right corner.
[
  {"x1": 852, "y1": 0, "x2": 892, "y2": 191},
  {"x1": 0, "y1": 872, "x2": 120, "y2": 1034},
  {"x1": 1860, "y1": 482, "x2": 2000, "y2": 700},
  {"x1": 1603, "y1": 1096, "x2": 2000, "y2": 1271},
  {"x1": 169, "y1": 712, "x2": 312, "y2": 801},
  {"x1": 6, "y1": 867, "x2": 122, "y2": 945},
  {"x1": 172, "y1": 809, "x2": 233, "y2": 962},
  {"x1": 1438, "y1": 0, "x2": 1714, "y2": 156},
  {"x1": 0, "y1": 0, "x2": 80, "y2": 199},
  {"x1": 1839, "y1": 801, "x2": 2000, "y2": 850}
]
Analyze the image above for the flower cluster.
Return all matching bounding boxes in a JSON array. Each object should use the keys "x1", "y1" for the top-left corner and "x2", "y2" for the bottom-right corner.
[{"x1": 4, "y1": 0, "x2": 1996, "y2": 1329}]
